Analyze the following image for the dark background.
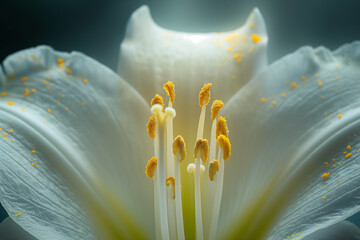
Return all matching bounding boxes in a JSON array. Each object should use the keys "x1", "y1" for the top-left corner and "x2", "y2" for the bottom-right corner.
[{"x1": 1, "y1": 0, "x2": 360, "y2": 230}]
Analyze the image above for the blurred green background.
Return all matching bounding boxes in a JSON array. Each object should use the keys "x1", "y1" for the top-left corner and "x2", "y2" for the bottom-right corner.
[{"x1": 1, "y1": 0, "x2": 360, "y2": 231}]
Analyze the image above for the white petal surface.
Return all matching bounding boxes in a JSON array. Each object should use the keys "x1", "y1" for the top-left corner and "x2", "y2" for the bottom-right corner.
[
  {"x1": 118, "y1": 5, "x2": 267, "y2": 138},
  {"x1": 218, "y1": 42, "x2": 360, "y2": 239},
  {"x1": 0, "y1": 46, "x2": 153, "y2": 239}
]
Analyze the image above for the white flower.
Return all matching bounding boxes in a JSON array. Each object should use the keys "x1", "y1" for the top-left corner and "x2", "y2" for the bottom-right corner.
[{"x1": 1, "y1": 5, "x2": 360, "y2": 240}]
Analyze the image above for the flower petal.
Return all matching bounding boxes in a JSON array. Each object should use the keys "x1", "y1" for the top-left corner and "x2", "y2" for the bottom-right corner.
[
  {"x1": 302, "y1": 221, "x2": 360, "y2": 240},
  {"x1": 219, "y1": 42, "x2": 360, "y2": 239},
  {"x1": 0, "y1": 46, "x2": 153, "y2": 239},
  {"x1": 118, "y1": 5, "x2": 267, "y2": 136},
  {"x1": 0, "y1": 217, "x2": 38, "y2": 240}
]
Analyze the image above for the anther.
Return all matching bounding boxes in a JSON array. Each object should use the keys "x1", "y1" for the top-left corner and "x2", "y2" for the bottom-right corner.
[
  {"x1": 152, "y1": 94, "x2": 164, "y2": 109},
  {"x1": 145, "y1": 157, "x2": 158, "y2": 178},
  {"x1": 194, "y1": 138, "x2": 209, "y2": 163},
  {"x1": 216, "y1": 117, "x2": 228, "y2": 139},
  {"x1": 146, "y1": 115, "x2": 156, "y2": 139},
  {"x1": 211, "y1": 100, "x2": 224, "y2": 121},
  {"x1": 199, "y1": 83, "x2": 212, "y2": 107},
  {"x1": 209, "y1": 160, "x2": 220, "y2": 181},
  {"x1": 166, "y1": 176, "x2": 176, "y2": 199},
  {"x1": 163, "y1": 81, "x2": 175, "y2": 104},
  {"x1": 173, "y1": 135, "x2": 186, "y2": 162},
  {"x1": 217, "y1": 135, "x2": 231, "y2": 161}
]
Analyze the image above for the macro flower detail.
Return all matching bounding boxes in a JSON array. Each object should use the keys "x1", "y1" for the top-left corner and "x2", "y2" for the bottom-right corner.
[{"x1": 0, "y1": 5, "x2": 360, "y2": 240}]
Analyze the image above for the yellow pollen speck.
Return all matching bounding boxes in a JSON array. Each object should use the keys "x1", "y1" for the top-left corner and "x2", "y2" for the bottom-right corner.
[
  {"x1": 146, "y1": 115, "x2": 156, "y2": 139},
  {"x1": 315, "y1": 73, "x2": 319, "y2": 78},
  {"x1": 320, "y1": 96, "x2": 324, "y2": 99},
  {"x1": 21, "y1": 108, "x2": 25, "y2": 112},
  {"x1": 163, "y1": 81, "x2": 175, "y2": 104},
  {"x1": 199, "y1": 83, "x2": 212, "y2": 107},
  {"x1": 81, "y1": 102, "x2": 86, "y2": 106},
  {"x1": 338, "y1": 114, "x2": 342, "y2": 119},
  {"x1": 347, "y1": 145, "x2": 352, "y2": 150},
  {"x1": 272, "y1": 100, "x2": 276, "y2": 105},
  {"x1": 32, "y1": 88, "x2": 36, "y2": 93},
  {"x1": 227, "y1": 47, "x2": 232, "y2": 53},
  {"x1": 233, "y1": 53, "x2": 240, "y2": 59},
  {"x1": 32, "y1": 163, "x2": 35, "y2": 166},
  {"x1": 65, "y1": 106, "x2": 69, "y2": 111},
  {"x1": 321, "y1": 172, "x2": 330, "y2": 179},
  {"x1": 173, "y1": 135, "x2": 186, "y2": 162},
  {"x1": 216, "y1": 116, "x2": 228, "y2": 139},
  {"x1": 83, "y1": 78, "x2": 88, "y2": 83},
  {"x1": 1, "y1": 92, "x2": 7, "y2": 97},
  {"x1": 31, "y1": 150, "x2": 36, "y2": 154},
  {"x1": 66, "y1": 68, "x2": 72, "y2": 74},
  {"x1": 145, "y1": 157, "x2": 157, "y2": 179},
  {"x1": 338, "y1": 179, "x2": 341, "y2": 181},
  {"x1": 260, "y1": 98, "x2": 267, "y2": 102},
  {"x1": 24, "y1": 88, "x2": 29, "y2": 97},
  {"x1": 290, "y1": 82, "x2": 298, "y2": 88},
  {"x1": 9, "y1": 73, "x2": 15, "y2": 80},
  {"x1": 346, "y1": 153, "x2": 352, "y2": 158},
  {"x1": 281, "y1": 93, "x2": 286, "y2": 97},
  {"x1": 318, "y1": 80, "x2": 323, "y2": 86},
  {"x1": 57, "y1": 58, "x2": 64, "y2": 64},
  {"x1": 209, "y1": 159, "x2": 219, "y2": 181},
  {"x1": 302, "y1": 75, "x2": 307, "y2": 81},
  {"x1": 322, "y1": 196, "x2": 326, "y2": 199},
  {"x1": 21, "y1": 76, "x2": 28, "y2": 81},
  {"x1": 6, "y1": 102, "x2": 15, "y2": 106},
  {"x1": 151, "y1": 94, "x2": 164, "y2": 109},
  {"x1": 194, "y1": 138, "x2": 209, "y2": 163},
  {"x1": 217, "y1": 135, "x2": 231, "y2": 161},
  {"x1": 61, "y1": 94, "x2": 64, "y2": 98},
  {"x1": 248, "y1": 45, "x2": 255, "y2": 53},
  {"x1": 48, "y1": 109, "x2": 52, "y2": 114},
  {"x1": 8, "y1": 129, "x2": 13, "y2": 133},
  {"x1": 166, "y1": 176, "x2": 176, "y2": 199},
  {"x1": 211, "y1": 100, "x2": 224, "y2": 121},
  {"x1": 251, "y1": 33, "x2": 262, "y2": 43}
]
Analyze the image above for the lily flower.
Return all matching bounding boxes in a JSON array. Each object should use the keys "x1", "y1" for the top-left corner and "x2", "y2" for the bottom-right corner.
[{"x1": 1, "y1": 5, "x2": 360, "y2": 240}]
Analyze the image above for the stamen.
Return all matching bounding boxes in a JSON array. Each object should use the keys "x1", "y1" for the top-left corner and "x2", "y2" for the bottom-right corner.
[
  {"x1": 166, "y1": 176, "x2": 176, "y2": 199},
  {"x1": 211, "y1": 100, "x2": 224, "y2": 121},
  {"x1": 216, "y1": 117, "x2": 228, "y2": 139},
  {"x1": 199, "y1": 83, "x2": 212, "y2": 107},
  {"x1": 172, "y1": 135, "x2": 186, "y2": 240},
  {"x1": 163, "y1": 81, "x2": 175, "y2": 106},
  {"x1": 173, "y1": 135, "x2": 186, "y2": 162},
  {"x1": 145, "y1": 157, "x2": 157, "y2": 179},
  {"x1": 217, "y1": 135, "x2": 231, "y2": 161},
  {"x1": 209, "y1": 159, "x2": 219, "y2": 181},
  {"x1": 194, "y1": 138, "x2": 209, "y2": 163},
  {"x1": 151, "y1": 94, "x2": 164, "y2": 109},
  {"x1": 146, "y1": 115, "x2": 156, "y2": 139}
]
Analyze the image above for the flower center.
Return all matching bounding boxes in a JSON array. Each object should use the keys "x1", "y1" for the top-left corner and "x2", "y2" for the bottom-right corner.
[{"x1": 145, "y1": 82, "x2": 231, "y2": 240}]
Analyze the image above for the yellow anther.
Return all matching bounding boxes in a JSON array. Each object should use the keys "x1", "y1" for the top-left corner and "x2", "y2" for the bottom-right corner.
[
  {"x1": 146, "y1": 115, "x2": 156, "y2": 139},
  {"x1": 173, "y1": 135, "x2": 186, "y2": 162},
  {"x1": 217, "y1": 135, "x2": 231, "y2": 161},
  {"x1": 145, "y1": 157, "x2": 158, "y2": 179},
  {"x1": 194, "y1": 138, "x2": 209, "y2": 163},
  {"x1": 216, "y1": 116, "x2": 228, "y2": 139},
  {"x1": 151, "y1": 94, "x2": 164, "y2": 109},
  {"x1": 166, "y1": 176, "x2": 176, "y2": 199},
  {"x1": 211, "y1": 100, "x2": 224, "y2": 121},
  {"x1": 321, "y1": 172, "x2": 330, "y2": 179},
  {"x1": 209, "y1": 159, "x2": 219, "y2": 181},
  {"x1": 163, "y1": 81, "x2": 175, "y2": 104},
  {"x1": 251, "y1": 33, "x2": 262, "y2": 43},
  {"x1": 199, "y1": 83, "x2": 212, "y2": 107}
]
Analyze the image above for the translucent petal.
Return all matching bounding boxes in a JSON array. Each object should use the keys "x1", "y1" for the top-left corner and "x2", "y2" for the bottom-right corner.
[
  {"x1": 219, "y1": 42, "x2": 360, "y2": 239},
  {"x1": 0, "y1": 46, "x2": 153, "y2": 239},
  {"x1": 0, "y1": 217, "x2": 37, "y2": 240},
  {"x1": 302, "y1": 221, "x2": 360, "y2": 240},
  {"x1": 118, "y1": 5, "x2": 267, "y2": 139}
]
